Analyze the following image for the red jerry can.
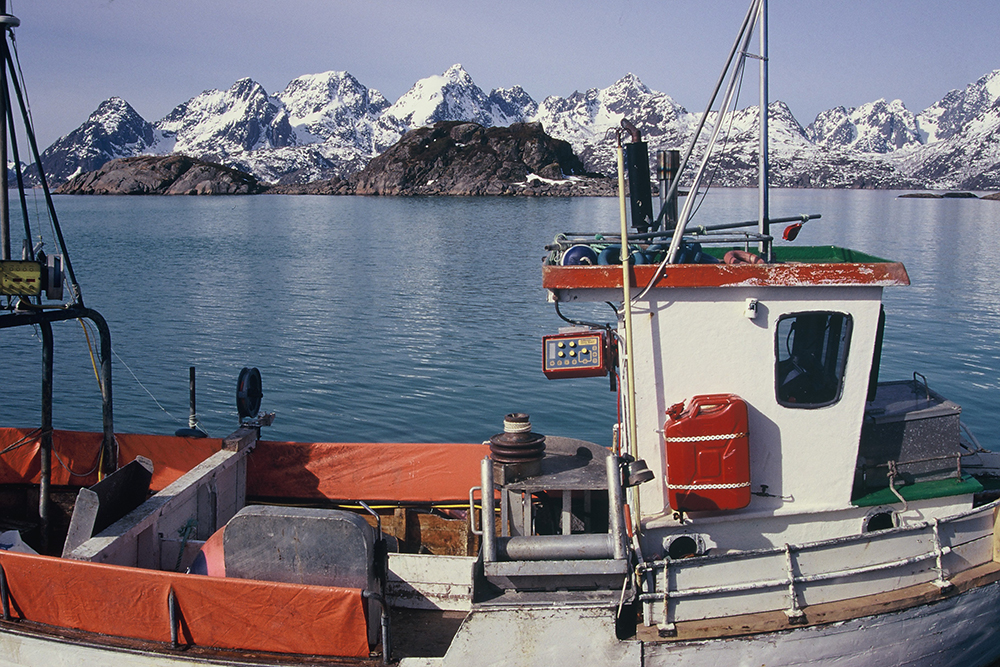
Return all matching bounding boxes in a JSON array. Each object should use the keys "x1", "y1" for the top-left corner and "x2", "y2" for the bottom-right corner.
[{"x1": 664, "y1": 394, "x2": 751, "y2": 512}]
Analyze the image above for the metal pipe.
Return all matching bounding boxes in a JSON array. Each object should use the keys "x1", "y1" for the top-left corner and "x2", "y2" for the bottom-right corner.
[
  {"x1": 481, "y1": 457, "x2": 496, "y2": 563},
  {"x1": 83, "y1": 308, "x2": 115, "y2": 475},
  {"x1": 555, "y1": 214, "x2": 819, "y2": 243},
  {"x1": 496, "y1": 534, "x2": 614, "y2": 561},
  {"x1": 637, "y1": 546, "x2": 949, "y2": 603},
  {"x1": 39, "y1": 321, "x2": 52, "y2": 554},
  {"x1": 0, "y1": 1, "x2": 8, "y2": 262},
  {"x1": 0, "y1": 565, "x2": 9, "y2": 621},
  {"x1": 607, "y1": 453, "x2": 628, "y2": 560},
  {"x1": 363, "y1": 590, "x2": 392, "y2": 664},
  {"x1": 616, "y1": 140, "x2": 641, "y2": 530},
  {"x1": 758, "y1": 0, "x2": 770, "y2": 258}
]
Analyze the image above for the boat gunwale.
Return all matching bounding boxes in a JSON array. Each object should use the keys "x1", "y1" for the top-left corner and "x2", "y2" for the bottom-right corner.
[{"x1": 637, "y1": 559, "x2": 1000, "y2": 644}]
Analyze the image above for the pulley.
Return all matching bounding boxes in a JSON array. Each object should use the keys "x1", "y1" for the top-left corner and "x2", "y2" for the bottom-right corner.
[{"x1": 236, "y1": 367, "x2": 263, "y2": 421}]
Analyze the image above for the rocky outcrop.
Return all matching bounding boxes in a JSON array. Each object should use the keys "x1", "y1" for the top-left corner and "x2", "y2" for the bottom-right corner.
[
  {"x1": 350, "y1": 120, "x2": 612, "y2": 196},
  {"x1": 55, "y1": 155, "x2": 263, "y2": 195}
]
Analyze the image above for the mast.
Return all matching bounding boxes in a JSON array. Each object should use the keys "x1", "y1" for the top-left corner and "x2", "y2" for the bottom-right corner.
[
  {"x1": 758, "y1": 0, "x2": 769, "y2": 258},
  {"x1": 0, "y1": 0, "x2": 9, "y2": 261}
]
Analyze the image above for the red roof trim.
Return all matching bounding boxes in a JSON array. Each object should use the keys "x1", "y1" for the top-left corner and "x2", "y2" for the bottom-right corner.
[{"x1": 542, "y1": 262, "x2": 910, "y2": 290}]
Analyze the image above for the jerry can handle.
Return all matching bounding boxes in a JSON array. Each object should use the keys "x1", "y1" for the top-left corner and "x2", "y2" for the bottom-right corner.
[{"x1": 690, "y1": 393, "x2": 734, "y2": 416}]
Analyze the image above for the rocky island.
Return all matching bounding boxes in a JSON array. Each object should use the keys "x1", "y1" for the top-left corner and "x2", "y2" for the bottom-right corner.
[
  {"x1": 56, "y1": 122, "x2": 615, "y2": 197},
  {"x1": 55, "y1": 154, "x2": 263, "y2": 195}
]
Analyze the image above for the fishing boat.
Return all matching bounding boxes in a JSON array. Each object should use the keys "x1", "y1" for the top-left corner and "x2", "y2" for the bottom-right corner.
[{"x1": 3, "y1": 1, "x2": 1000, "y2": 665}]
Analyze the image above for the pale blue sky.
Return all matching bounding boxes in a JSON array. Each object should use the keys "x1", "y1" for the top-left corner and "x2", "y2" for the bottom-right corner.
[{"x1": 9, "y1": 0, "x2": 1000, "y2": 149}]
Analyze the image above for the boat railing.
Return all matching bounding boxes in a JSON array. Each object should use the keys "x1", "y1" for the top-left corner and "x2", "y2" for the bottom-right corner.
[{"x1": 637, "y1": 498, "x2": 999, "y2": 632}]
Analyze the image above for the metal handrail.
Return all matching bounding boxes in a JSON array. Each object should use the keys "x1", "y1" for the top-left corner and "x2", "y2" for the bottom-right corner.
[{"x1": 636, "y1": 504, "x2": 975, "y2": 627}]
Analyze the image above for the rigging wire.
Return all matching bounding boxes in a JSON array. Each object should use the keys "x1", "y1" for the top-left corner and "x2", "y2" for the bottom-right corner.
[
  {"x1": 112, "y1": 347, "x2": 183, "y2": 424},
  {"x1": 686, "y1": 60, "x2": 749, "y2": 225},
  {"x1": 77, "y1": 318, "x2": 192, "y2": 429}
]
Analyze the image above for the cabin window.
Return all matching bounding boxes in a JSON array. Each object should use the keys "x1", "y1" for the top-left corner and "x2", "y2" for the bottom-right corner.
[{"x1": 775, "y1": 311, "x2": 852, "y2": 408}]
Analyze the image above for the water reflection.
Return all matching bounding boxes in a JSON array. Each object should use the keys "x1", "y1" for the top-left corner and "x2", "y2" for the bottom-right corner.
[{"x1": 2, "y1": 191, "x2": 998, "y2": 450}]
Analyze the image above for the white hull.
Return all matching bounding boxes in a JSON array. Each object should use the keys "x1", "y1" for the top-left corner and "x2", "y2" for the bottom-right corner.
[
  {"x1": 0, "y1": 578, "x2": 997, "y2": 667},
  {"x1": 647, "y1": 578, "x2": 1000, "y2": 667},
  {"x1": 400, "y1": 575, "x2": 1000, "y2": 667}
]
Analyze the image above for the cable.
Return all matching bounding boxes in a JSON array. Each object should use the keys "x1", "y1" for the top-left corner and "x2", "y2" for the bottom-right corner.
[
  {"x1": 78, "y1": 319, "x2": 106, "y2": 400},
  {"x1": 112, "y1": 347, "x2": 182, "y2": 423},
  {"x1": 0, "y1": 428, "x2": 41, "y2": 456}
]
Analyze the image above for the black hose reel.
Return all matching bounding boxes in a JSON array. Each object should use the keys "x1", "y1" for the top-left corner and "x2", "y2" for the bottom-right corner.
[{"x1": 236, "y1": 367, "x2": 263, "y2": 422}]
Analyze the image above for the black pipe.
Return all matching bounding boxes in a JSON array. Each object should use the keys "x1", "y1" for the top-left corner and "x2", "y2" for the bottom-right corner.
[
  {"x1": 84, "y1": 308, "x2": 115, "y2": 475},
  {"x1": 39, "y1": 320, "x2": 51, "y2": 554},
  {"x1": 0, "y1": 2, "x2": 8, "y2": 261},
  {"x1": 0, "y1": 307, "x2": 116, "y2": 474},
  {"x1": 0, "y1": 565, "x2": 9, "y2": 621}
]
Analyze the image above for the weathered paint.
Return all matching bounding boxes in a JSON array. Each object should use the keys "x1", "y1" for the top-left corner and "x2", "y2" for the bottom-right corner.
[{"x1": 542, "y1": 260, "x2": 910, "y2": 292}]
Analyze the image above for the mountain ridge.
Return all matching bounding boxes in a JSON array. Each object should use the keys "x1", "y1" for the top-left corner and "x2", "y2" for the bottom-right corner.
[{"x1": 33, "y1": 64, "x2": 1000, "y2": 190}]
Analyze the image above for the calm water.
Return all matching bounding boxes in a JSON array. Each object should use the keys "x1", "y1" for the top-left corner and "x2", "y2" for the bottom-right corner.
[{"x1": 2, "y1": 190, "x2": 999, "y2": 450}]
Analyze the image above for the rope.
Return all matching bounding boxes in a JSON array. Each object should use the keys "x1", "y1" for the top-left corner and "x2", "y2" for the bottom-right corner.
[
  {"x1": 503, "y1": 419, "x2": 532, "y2": 434},
  {"x1": 667, "y1": 481, "x2": 750, "y2": 490},
  {"x1": 663, "y1": 432, "x2": 747, "y2": 443}
]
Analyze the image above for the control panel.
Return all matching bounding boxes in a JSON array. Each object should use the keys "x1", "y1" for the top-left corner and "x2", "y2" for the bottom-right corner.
[
  {"x1": 0, "y1": 260, "x2": 42, "y2": 296},
  {"x1": 543, "y1": 330, "x2": 608, "y2": 379}
]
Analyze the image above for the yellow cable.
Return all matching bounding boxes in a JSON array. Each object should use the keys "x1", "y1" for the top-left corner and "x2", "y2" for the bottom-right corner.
[
  {"x1": 78, "y1": 319, "x2": 106, "y2": 480},
  {"x1": 78, "y1": 319, "x2": 102, "y2": 391}
]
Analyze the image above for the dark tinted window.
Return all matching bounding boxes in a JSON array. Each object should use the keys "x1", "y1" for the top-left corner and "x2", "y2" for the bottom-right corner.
[{"x1": 775, "y1": 312, "x2": 852, "y2": 408}]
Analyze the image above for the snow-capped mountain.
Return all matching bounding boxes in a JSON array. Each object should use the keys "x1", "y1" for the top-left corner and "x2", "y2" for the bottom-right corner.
[
  {"x1": 34, "y1": 64, "x2": 1000, "y2": 190},
  {"x1": 35, "y1": 97, "x2": 154, "y2": 184},
  {"x1": 372, "y1": 64, "x2": 537, "y2": 152},
  {"x1": 806, "y1": 100, "x2": 921, "y2": 153},
  {"x1": 532, "y1": 73, "x2": 695, "y2": 176},
  {"x1": 916, "y1": 70, "x2": 1000, "y2": 143}
]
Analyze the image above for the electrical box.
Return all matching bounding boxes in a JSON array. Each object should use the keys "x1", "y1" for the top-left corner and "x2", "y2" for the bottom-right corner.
[
  {"x1": 542, "y1": 330, "x2": 608, "y2": 379},
  {"x1": 0, "y1": 260, "x2": 42, "y2": 296}
]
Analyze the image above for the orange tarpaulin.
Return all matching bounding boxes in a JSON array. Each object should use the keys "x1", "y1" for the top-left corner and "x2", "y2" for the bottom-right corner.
[
  {"x1": 0, "y1": 428, "x2": 490, "y2": 502},
  {"x1": 248, "y1": 440, "x2": 490, "y2": 502},
  {"x1": 0, "y1": 549, "x2": 369, "y2": 656},
  {"x1": 0, "y1": 427, "x2": 222, "y2": 491}
]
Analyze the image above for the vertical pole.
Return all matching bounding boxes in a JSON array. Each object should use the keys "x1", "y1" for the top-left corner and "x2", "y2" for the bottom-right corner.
[
  {"x1": 617, "y1": 140, "x2": 641, "y2": 531},
  {"x1": 607, "y1": 453, "x2": 627, "y2": 560},
  {"x1": 480, "y1": 458, "x2": 496, "y2": 563},
  {"x1": 0, "y1": 0, "x2": 9, "y2": 261},
  {"x1": 188, "y1": 366, "x2": 197, "y2": 429},
  {"x1": 83, "y1": 309, "x2": 115, "y2": 475},
  {"x1": 39, "y1": 321, "x2": 52, "y2": 554},
  {"x1": 656, "y1": 151, "x2": 668, "y2": 232},
  {"x1": 663, "y1": 150, "x2": 679, "y2": 230},
  {"x1": 758, "y1": 0, "x2": 770, "y2": 259}
]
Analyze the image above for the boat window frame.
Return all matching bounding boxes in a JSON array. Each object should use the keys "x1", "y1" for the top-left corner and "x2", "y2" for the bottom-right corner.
[{"x1": 774, "y1": 310, "x2": 853, "y2": 409}]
